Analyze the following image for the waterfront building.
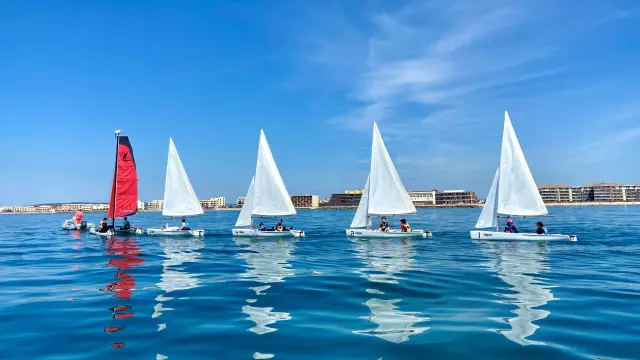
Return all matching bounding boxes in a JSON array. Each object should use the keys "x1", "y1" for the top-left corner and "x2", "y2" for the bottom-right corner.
[
  {"x1": 147, "y1": 200, "x2": 164, "y2": 211},
  {"x1": 200, "y1": 197, "x2": 225, "y2": 209},
  {"x1": 55, "y1": 203, "x2": 109, "y2": 212},
  {"x1": 435, "y1": 190, "x2": 478, "y2": 205},
  {"x1": 407, "y1": 190, "x2": 436, "y2": 206},
  {"x1": 290, "y1": 195, "x2": 319, "y2": 209},
  {"x1": 538, "y1": 184, "x2": 573, "y2": 203},
  {"x1": 237, "y1": 197, "x2": 245, "y2": 207},
  {"x1": 137, "y1": 201, "x2": 146, "y2": 211},
  {"x1": 324, "y1": 192, "x2": 362, "y2": 207},
  {"x1": 344, "y1": 189, "x2": 364, "y2": 195}
]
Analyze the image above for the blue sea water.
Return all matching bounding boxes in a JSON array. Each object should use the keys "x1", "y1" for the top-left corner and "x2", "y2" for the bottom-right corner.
[{"x1": 0, "y1": 207, "x2": 639, "y2": 359}]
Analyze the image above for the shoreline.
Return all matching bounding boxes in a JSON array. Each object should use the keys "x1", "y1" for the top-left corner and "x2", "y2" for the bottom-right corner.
[{"x1": 3, "y1": 202, "x2": 640, "y2": 214}]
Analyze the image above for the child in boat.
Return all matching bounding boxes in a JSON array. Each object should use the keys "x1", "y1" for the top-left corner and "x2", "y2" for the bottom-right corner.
[
  {"x1": 379, "y1": 217, "x2": 390, "y2": 232},
  {"x1": 536, "y1": 222, "x2": 548, "y2": 235},
  {"x1": 504, "y1": 219, "x2": 518, "y2": 233},
  {"x1": 400, "y1": 219, "x2": 412, "y2": 232},
  {"x1": 180, "y1": 219, "x2": 191, "y2": 230},
  {"x1": 121, "y1": 217, "x2": 131, "y2": 230},
  {"x1": 98, "y1": 218, "x2": 109, "y2": 233},
  {"x1": 258, "y1": 223, "x2": 266, "y2": 231},
  {"x1": 276, "y1": 219, "x2": 284, "y2": 231}
]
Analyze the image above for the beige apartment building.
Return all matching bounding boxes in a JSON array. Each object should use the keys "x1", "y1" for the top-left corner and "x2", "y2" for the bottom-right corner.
[
  {"x1": 290, "y1": 195, "x2": 319, "y2": 209},
  {"x1": 147, "y1": 200, "x2": 164, "y2": 211},
  {"x1": 538, "y1": 182, "x2": 640, "y2": 203},
  {"x1": 200, "y1": 197, "x2": 225, "y2": 209}
]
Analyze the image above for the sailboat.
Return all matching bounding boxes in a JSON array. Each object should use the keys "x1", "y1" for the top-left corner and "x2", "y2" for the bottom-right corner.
[
  {"x1": 89, "y1": 130, "x2": 143, "y2": 237},
  {"x1": 470, "y1": 112, "x2": 577, "y2": 241},
  {"x1": 232, "y1": 130, "x2": 305, "y2": 237},
  {"x1": 147, "y1": 138, "x2": 205, "y2": 237},
  {"x1": 346, "y1": 123, "x2": 430, "y2": 238}
]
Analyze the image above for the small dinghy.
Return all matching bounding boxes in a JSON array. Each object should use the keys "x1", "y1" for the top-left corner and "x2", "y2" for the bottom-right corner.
[
  {"x1": 346, "y1": 123, "x2": 430, "y2": 239},
  {"x1": 147, "y1": 138, "x2": 205, "y2": 237},
  {"x1": 232, "y1": 130, "x2": 305, "y2": 238},
  {"x1": 62, "y1": 219, "x2": 93, "y2": 230},
  {"x1": 89, "y1": 130, "x2": 143, "y2": 237},
  {"x1": 470, "y1": 112, "x2": 576, "y2": 242}
]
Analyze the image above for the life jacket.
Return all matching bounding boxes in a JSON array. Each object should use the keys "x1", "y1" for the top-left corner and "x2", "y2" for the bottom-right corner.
[
  {"x1": 401, "y1": 223, "x2": 411, "y2": 232},
  {"x1": 276, "y1": 224, "x2": 283, "y2": 231},
  {"x1": 123, "y1": 220, "x2": 130, "y2": 229},
  {"x1": 75, "y1": 211, "x2": 83, "y2": 222},
  {"x1": 184, "y1": 222, "x2": 191, "y2": 229},
  {"x1": 380, "y1": 221, "x2": 388, "y2": 229}
]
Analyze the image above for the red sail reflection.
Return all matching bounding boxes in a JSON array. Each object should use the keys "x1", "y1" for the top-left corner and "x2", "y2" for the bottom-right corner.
[{"x1": 104, "y1": 237, "x2": 144, "y2": 349}]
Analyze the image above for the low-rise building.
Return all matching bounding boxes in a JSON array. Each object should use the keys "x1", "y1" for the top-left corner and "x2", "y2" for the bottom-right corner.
[
  {"x1": 538, "y1": 184, "x2": 573, "y2": 203},
  {"x1": 407, "y1": 190, "x2": 436, "y2": 206},
  {"x1": 200, "y1": 197, "x2": 225, "y2": 209},
  {"x1": 137, "y1": 200, "x2": 146, "y2": 211},
  {"x1": 55, "y1": 203, "x2": 109, "y2": 212},
  {"x1": 323, "y1": 192, "x2": 362, "y2": 207},
  {"x1": 435, "y1": 190, "x2": 478, "y2": 205},
  {"x1": 290, "y1": 195, "x2": 319, "y2": 209},
  {"x1": 147, "y1": 200, "x2": 164, "y2": 211}
]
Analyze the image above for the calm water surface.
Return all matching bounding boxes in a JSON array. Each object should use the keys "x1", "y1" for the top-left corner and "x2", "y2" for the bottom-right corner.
[{"x1": 0, "y1": 207, "x2": 639, "y2": 359}]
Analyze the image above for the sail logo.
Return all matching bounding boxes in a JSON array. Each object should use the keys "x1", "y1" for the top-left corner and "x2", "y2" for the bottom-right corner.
[{"x1": 122, "y1": 153, "x2": 131, "y2": 162}]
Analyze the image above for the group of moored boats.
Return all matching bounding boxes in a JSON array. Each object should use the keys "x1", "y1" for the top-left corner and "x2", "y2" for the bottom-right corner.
[{"x1": 61, "y1": 112, "x2": 577, "y2": 242}]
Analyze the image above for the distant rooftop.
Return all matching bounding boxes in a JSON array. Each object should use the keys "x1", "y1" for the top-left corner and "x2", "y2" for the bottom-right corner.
[
  {"x1": 538, "y1": 184, "x2": 571, "y2": 189},
  {"x1": 584, "y1": 182, "x2": 625, "y2": 187}
]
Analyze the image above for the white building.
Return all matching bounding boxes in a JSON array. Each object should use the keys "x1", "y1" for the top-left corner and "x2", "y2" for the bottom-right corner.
[
  {"x1": 407, "y1": 190, "x2": 436, "y2": 205},
  {"x1": 56, "y1": 203, "x2": 109, "y2": 212},
  {"x1": 137, "y1": 200, "x2": 146, "y2": 211},
  {"x1": 200, "y1": 197, "x2": 225, "y2": 209},
  {"x1": 147, "y1": 200, "x2": 164, "y2": 211}
]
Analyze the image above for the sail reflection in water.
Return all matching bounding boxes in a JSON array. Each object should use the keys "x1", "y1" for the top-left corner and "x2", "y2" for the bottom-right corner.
[
  {"x1": 234, "y1": 238, "x2": 295, "y2": 335},
  {"x1": 153, "y1": 238, "x2": 204, "y2": 331},
  {"x1": 103, "y1": 237, "x2": 145, "y2": 349},
  {"x1": 352, "y1": 239, "x2": 429, "y2": 343},
  {"x1": 479, "y1": 241, "x2": 555, "y2": 346}
]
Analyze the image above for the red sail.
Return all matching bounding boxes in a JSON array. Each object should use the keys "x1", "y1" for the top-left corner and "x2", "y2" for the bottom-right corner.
[{"x1": 108, "y1": 136, "x2": 138, "y2": 219}]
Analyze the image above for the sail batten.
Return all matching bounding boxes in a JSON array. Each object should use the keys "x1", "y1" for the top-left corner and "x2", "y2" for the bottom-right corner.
[
  {"x1": 162, "y1": 138, "x2": 204, "y2": 217},
  {"x1": 251, "y1": 130, "x2": 296, "y2": 217},
  {"x1": 108, "y1": 135, "x2": 138, "y2": 219},
  {"x1": 496, "y1": 112, "x2": 547, "y2": 216},
  {"x1": 367, "y1": 123, "x2": 416, "y2": 216}
]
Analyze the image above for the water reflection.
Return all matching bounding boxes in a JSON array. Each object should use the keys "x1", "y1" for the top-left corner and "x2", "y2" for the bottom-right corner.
[
  {"x1": 153, "y1": 238, "x2": 204, "y2": 331},
  {"x1": 103, "y1": 237, "x2": 145, "y2": 349},
  {"x1": 478, "y1": 241, "x2": 555, "y2": 346},
  {"x1": 352, "y1": 239, "x2": 429, "y2": 343},
  {"x1": 234, "y1": 238, "x2": 295, "y2": 335}
]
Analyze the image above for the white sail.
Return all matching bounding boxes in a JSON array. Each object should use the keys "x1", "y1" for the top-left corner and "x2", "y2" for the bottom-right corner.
[
  {"x1": 367, "y1": 123, "x2": 416, "y2": 215},
  {"x1": 350, "y1": 175, "x2": 372, "y2": 228},
  {"x1": 252, "y1": 130, "x2": 296, "y2": 217},
  {"x1": 475, "y1": 168, "x2": 499, "y2": 229},
  {"x1": 497, "y1": 112, "x2": 547, "y2": 216},
  {"x1": 235, "y1": 177, "x2": 255, "y2": 227},
  {"x1": 162, "y1": 138, "x2": 204, "y2": 217}
]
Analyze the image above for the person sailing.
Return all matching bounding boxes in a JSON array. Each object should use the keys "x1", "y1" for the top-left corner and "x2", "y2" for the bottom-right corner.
[
  {"x1": 180, "y1": 219, "x2": 191, "y2": 231},
  {"x1": 536, "y1": 221, "x2": 548, "y2": 235},
  {"x1": 258, "y1": 223, "x2": 266, "y2": 231},
  {"x1": 400, "y1": 219, "x2": 412, "y2": 232},
  {"x1": 98, "y1": 218, "x2": 109, "y2": 233},
  {"x1": 276, "y1": 219, "x2": 284, "y2": 231},
  {"x1": 121, "y1": 217, "x2": 131, "y2": 230},
  {"x1": 504, "y1": 219, "x2": 518, "y2": 233},
  {"x1": 379, "y1": 216, "x2": 390, "y2": 232}
]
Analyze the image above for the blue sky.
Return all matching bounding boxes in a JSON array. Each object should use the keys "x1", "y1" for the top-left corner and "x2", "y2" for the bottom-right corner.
[{"x1": 0, "y1": 0, "x2": 639, "y2": 205}]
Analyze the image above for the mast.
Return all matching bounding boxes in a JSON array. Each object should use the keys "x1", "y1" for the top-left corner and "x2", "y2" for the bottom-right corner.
[{"x1": 110, "y1": 130, "x2": 121, "y2": 228}]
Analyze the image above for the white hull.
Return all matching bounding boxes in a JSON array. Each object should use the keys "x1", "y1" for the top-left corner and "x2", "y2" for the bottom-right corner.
[
  {"x1": 89, "y1": 228, "x2": 114, "y2": 238},
  {"x1": 470, "y1": 230, "x2": 577, "y2": 242},
  {"x1": 62, "y1": 220, "x2": 94, "y2": 230},
  {"x1": 232, "y1": 228, "x2": 305, "y2": 237},
  {"x1": 147, "y1": 227, "x2": 204, "y2": 237},
  {"x1": 113, "y1": 227, "x2": 144, "y2": 235},
  {"x1": 346, "y1": 228, "x2": 431, "y2": 239}
]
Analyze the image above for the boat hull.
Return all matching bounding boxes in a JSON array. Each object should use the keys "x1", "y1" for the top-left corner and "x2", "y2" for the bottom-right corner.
[
  {"x1": 345, "y1": 228, "x2": 431, "y2": 239},
  {"x1": 113, "y1": 227, "x2": 144, "y2": 235},
  {"x1": 470, "y1": 230, "x2": 577, "y2": 241},
  {"x1": 62, "y1": 220, "x2": 94, "y2": 230},
  {"x1": 147, "y1": 227, "x2": 204, "y2": 237},
  {"x1": 89, "y1": 228, "x2": 114, "y2": 238},
  {"x1": 232, "y1": 228, "x2": 305, "y2": 237}
]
